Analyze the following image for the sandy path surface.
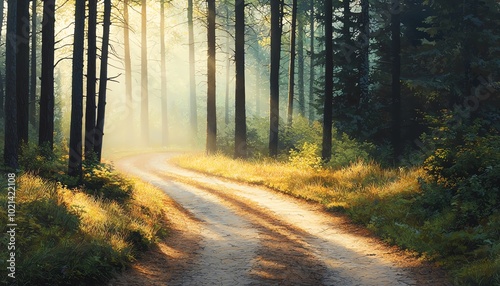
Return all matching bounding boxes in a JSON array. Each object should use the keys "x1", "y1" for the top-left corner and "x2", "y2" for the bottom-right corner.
[{"x1": 111, "y1": 153, "x2": 449, "y2": 286}]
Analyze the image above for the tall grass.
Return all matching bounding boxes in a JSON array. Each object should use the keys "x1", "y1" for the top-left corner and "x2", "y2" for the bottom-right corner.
[
  {"x1": 172, "y1": 153, "x2": 419, "y2": 209},
  {"x1": 0, "y1": 173, "x2": 169, "y2": 285}
]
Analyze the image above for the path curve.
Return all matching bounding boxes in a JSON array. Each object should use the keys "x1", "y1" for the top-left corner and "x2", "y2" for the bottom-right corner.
[{"x1": 113, "y1": 152, "x2": 449, "y2": 286}]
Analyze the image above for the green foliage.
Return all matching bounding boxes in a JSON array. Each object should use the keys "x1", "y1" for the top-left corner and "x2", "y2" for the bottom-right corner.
[
  {"x1": 328, "y1": 133, "x2": 375, "y2": 169},
  {"x1": 422, "y1": 110, "x2": 500, "y2": 227},
  {"x1": 280, "y1": 116, "x2": 323, "y2": 152},
  {"x1": 83, "y1": 163, "x2": 133, "y2": 203},
  {"x1": 15, "y1": 239, "x2": 128, "y2": 286},
  {"x1": 412, "y1": 109, "x2": 500, "y2": 283},
  {"x1": 288, "y1": 142, "x2": 322, "y2": 169},
  {"x1": 18, "y1": 142, "x2": 67, "y2": 178}
]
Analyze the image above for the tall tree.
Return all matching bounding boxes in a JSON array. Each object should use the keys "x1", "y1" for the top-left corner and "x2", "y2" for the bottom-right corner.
[
  {"x1": 206, "y1": 0, "x2": 216, "y2": 154},
  {"x1": 123, "y1": 0, "x2": 133, "y2": 129},
  {"x1": 188, "y1": 0, "x2": 198, "y2": 140},
  {"x1": 68, "y1": 0, "x2": 85, "y2": 178},
  {"x1": 85, "y1": 0, "x2": 97, "y2": 160},
  {"x1": 308, "y1": 0, "x2": 315, "y2": 121},
  {"x1": 17, "y1": 0, "x2": 30, "y2": 145},
  {"x1": 94, "y1": 0, "x2": 111, "y2": 162},
  {"x1": 224, "y1": 5, "x2": 231, "y2": 126},
  {"x1": 234, "y1": 0, "x2": 247, "y2": 158},
  {"x1": 391, "y1": 0, "x2": 401, "y2": 161},
  {"x1": 141, "y1": 0, "x2": 149, "y2": 144},
  {"x1": 297, "y1": 6, "x2": 305, "y2": 116},
  {"x1": 255, "y1": 55, "x2": 261, "y2": 116},
  {"x1": 39, "y1": 0, "x2": 55, "y2": 151},
  {"x1": 287, "y1": 0, "x2": 298, "y2": 126},
  {"x1": 322, "y1": 0, "x2": 333, "y2": 162},
  {"x1": 269, "y1": 0, "x2": 282, "y2": 157},
  {"x1": 29, "y1": 0, "x2": 37, "y2": 128},
  {"x1": 359, "y1": 0, "x2": 369, "y2": 104},
  {"x1": 160, "y1": 0, "x2": 168, "y2": 146},
  {"x1": 4, "y1": 0, "x2": 18, "y2": 168}
]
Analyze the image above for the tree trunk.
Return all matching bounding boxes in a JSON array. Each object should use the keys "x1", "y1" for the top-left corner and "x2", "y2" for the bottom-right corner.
[
  {"x1": 0, "y1": 0, "x2": 5, "y2": 119},
  {"x1": 85, "y1": 0, "x2": 97, "y2": 161},
  {"x1": 188, "y1": 0, "x2": 197, "y2": 140},
  {"x1": 322, "y1": 0, "x2": 334, "y2": 162},
  {"x1": 269, "y1": 0, "x2": 282, "y2": 157},
  {"x1": 224, "y1": 5, "x2": 230, "y2": 126},
  {"x1": 255, "y1": 59, "x2": 261, "y2": 116},
  {"x1": 308, "y1": 0, "x2": 315, "y2": 121},
  {"x1": 287, "y1": 0, "x2": 297, "y2": 126},
  {"x1": 234, "y1": 0, "x2": 247, "y2": 159},
  {"x1": 39, "y1": 0, "x2": 55, "y2": 152},
  {"x1": 123, "y1": 0, "x2": 133, "y2": 129},
  {"x1": 297, "y1": 8, "x2": 305, "y2": 117},
  {"x1": 359, "y1": 0, "x2": 369, "y2": 105},
  {"x1": 4, "y1": 0, "x2": 18, "y2": 169},
  {"x1": 30, "y1": 0, "x2": 37, "y2": 128},
  {"x1": 206, "y1": 0, "x2": 216, "y2": 154},
  {"x1": 391, "y1": 0, "x2": 401, "y2": 161},
  {"x1": 141, "y1": 0, "x2": 149, "y2": 144},
  {"x1": 17, "y1": 0, "x2": 30, "y2": 145},
  {"x1": 161, "y1": 0, "x2": 168, "y2": 146},
  {"x1": 94, "y1": 0, "x2": 111, "y2": 162},
  {"x1": 68, "y1": 0, "x2": 85, "y2": 178}
]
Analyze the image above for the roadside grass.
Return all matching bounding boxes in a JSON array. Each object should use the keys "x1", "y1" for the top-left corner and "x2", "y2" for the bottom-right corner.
[
  {"x1": 0, "y1": 172, "x2": 169, "y2": 285},
  {"x1": 172, "y1": 153, "x2": 500, "y2": 286},
  {"x1": 171, "y1": 153, "x2": 419, "y2": 210}
]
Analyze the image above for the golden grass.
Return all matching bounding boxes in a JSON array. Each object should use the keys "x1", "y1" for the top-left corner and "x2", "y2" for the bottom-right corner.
[
  {"x1": 17, "y1": 173, "x2": 170, "y2": 255},
  {"x1": 172, "y1": 153, "x2": 426, "y2": 211}
]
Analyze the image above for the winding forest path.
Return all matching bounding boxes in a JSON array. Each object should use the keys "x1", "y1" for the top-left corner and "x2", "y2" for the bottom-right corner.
[{"x1": 109, "y1": 153, "x2": 449, "y2": 286}]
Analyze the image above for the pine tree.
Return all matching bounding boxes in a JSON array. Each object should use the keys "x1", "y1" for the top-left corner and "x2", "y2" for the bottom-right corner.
[
  {"x1": 287, "y1": 0, "x2": 298, "y2": 126},
  {"x1": 39, "y1": 0, "x2": 55, "y2": 152},
  {"x1": 4, "y1": 0, "x2": 18, "y2": 169},
  {"x1": 188, "y1": 0, "x2": 198, "y2": 140},
  {"x1": 17, "y1": 0, "x2": 30, "y2": 145},
  {"x1": 85, "y1": 0, "x2": 97, "y2": 161},
  {"x1": 269, "y1": 0, "x2": 282, "y2": 157},
  {"x1": 206, "y1": 0, "x2": 216, "y2": 154},
  {"x1": 94, "y1": 0, "x2": 111, "y2": 162},
  {"x1": 322, "y1": 0, "x2": 334, "y2": 162},
  {"x1": 160, "y1": 0, "x2": 168, "y2": 146},
  {"x1": 234, "y1": 0, "x2": 247, "y2": 159},
  {"x1": 141, "y1": 0, "x2": 150, "y2": 144},
  {"x1": 68, "y1": 0, "x2": 85, "y2": 178}
]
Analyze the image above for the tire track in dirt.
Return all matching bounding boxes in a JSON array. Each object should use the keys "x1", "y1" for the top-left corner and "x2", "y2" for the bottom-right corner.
[{"x1": 114, "y1": 153, "x2": 449, "y2": 286}]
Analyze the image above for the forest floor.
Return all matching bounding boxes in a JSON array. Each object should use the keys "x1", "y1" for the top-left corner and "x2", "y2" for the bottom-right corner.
[{"x1": 108, "y1": 152, "x2": 450, "y2": 286}]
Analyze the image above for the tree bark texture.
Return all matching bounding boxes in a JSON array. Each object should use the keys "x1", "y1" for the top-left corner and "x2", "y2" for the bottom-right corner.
[{"x1": 234, "y1": 0, "x2": 247, "y2": 159}]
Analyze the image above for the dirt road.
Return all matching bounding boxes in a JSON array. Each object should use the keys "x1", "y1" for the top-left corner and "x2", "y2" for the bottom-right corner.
[{"x1": 110, "y1": 153, "x2": 449, "y2": 286}]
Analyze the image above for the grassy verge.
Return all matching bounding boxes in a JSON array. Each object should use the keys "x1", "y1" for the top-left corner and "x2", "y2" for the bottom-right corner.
[
  {"x1": 172, "y1": 153, "x2": 500, "y2": 286},
  {"x1": 171, "y1": 153, "x2": 423, "y2": 211},
  {"x1": 0, "y1": 172, "x2": 170, "y2": 285}
]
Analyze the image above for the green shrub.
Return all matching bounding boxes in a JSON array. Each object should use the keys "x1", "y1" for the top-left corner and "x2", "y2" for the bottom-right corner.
[
  {"x1": 422, "y1": 110, "x2": 500, "y2": 227},
  {"x1": 288, "y1": 142, "x2": 322, "y2": 169},
  {"x1": 83, "y1": 163, "x2": 133, "y2": 203},
  {"x1": 414, "y1": 109, "x2": 500, "y2": 283},
  {"x1": 19, "y1": 142, "x2": 66, "y2": 178},
  {"x1": 328, "y1": 133, "x2": 375, "y2": 168}
]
